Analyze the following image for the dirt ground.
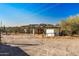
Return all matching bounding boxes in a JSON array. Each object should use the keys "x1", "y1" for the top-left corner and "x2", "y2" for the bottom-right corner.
[{"x1": 1, "y1": 34, "x2": 79, "y2": 56}]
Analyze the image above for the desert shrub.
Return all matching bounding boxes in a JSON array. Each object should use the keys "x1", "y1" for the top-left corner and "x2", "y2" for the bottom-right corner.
[{"x1": 59, "y1": 15, "x2": 79, "y2": 36}]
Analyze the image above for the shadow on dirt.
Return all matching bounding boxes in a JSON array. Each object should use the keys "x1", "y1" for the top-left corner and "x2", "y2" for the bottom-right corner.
[{"x1": 0, "y1": 44, "x2": 30, "y2": 56}]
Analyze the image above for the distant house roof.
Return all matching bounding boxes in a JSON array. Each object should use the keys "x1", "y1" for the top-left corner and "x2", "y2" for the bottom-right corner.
[{"x1": 45, "y1": 26, "x2": 60, "y2": 29}]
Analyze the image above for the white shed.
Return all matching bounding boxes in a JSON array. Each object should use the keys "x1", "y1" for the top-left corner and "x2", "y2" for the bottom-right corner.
[{"x1": 45, "y1": 27, "x2": 60, "y2": 37}]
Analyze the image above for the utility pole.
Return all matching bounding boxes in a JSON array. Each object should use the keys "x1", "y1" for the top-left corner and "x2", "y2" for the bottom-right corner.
[
  {"x1": 33, "y1": 28, "x2": 35, "y2": 36},
  {"x1": 0, "y1": 20, "x2": 2, "y2": 44}
]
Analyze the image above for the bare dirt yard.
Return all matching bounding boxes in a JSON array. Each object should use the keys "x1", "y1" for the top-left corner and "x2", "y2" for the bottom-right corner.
[{"x1": 1, "y1": 34, "x2": 79, "y2": 56}]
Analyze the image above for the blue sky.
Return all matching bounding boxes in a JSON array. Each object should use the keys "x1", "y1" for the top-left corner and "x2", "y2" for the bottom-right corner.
[{"x1": 0, "y1": 3, "x2": 79, "y2": 26}]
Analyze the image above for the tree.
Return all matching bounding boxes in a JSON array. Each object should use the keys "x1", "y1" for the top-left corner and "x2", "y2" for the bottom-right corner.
[{"x1": 59, "y1": 15, "x2": 79, "y2": 36}]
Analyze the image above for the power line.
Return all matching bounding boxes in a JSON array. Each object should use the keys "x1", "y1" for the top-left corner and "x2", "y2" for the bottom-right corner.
[
  {"x1": 23, "y1": 4, "x2": 61, "y2": 22},
  {"x1": 34, "y1": 3, "x2": 61, "y2": 15}
]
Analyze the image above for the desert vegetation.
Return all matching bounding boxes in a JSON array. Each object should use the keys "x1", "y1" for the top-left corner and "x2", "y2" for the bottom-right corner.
[{"x1": 59, "y1": 15, "x2": 79, "y2": 36}]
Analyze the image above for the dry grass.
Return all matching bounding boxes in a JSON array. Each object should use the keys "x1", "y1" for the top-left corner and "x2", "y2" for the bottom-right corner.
[{"x1": 1, "y1": 34, "x2": 79, "y2": 56}]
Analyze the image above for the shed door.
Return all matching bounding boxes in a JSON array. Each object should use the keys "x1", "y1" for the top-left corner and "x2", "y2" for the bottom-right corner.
[{"x1": 46, "y1": 29, "x2": 55, "y2": 37}]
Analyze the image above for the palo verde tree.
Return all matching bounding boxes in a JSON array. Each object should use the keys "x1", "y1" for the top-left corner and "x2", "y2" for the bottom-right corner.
[{"x1": 59, "y1": 15, "x2": 79, "y2": 36}]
